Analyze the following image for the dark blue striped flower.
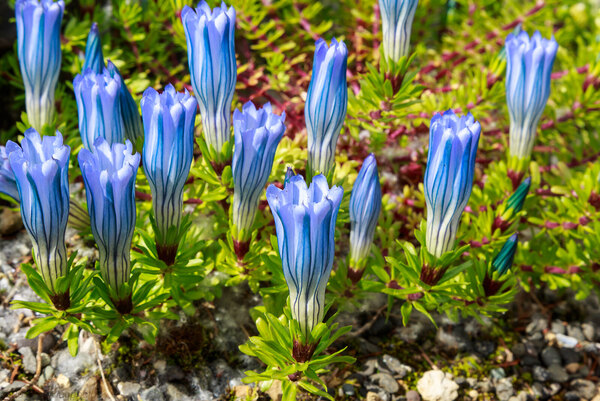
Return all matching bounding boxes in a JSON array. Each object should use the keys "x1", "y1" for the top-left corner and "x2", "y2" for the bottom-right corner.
[
  {"x1": 78, "y1": 138, "x2": 140, "y2": 294},
  {"x1": 141, "y1": 84, "x2": 197, "y2": 252},
  {"x1": 74, "y1": 68, "x2": 125, "y2": 150},
  {"x1": 266, "y1": 174, "x2": 343, "y2": 339},
  {"x1": 15, "y1": 0, "x2": 64, "y2": 131},
  {"x1": 349, "y1": 154, "x2": 382, "y2": 269},
  {"x1": 379, "y1": 0, "x2": 419, "y2": 61},
  {"x1": 82, "y1": 22, "x2": 104, "y2": 73},
  {"x1": 181, "y1": 1, "x2": 236, "y2": 163},
  {"x1": 0, "y1": 146, "x2": 19, "y2": 202},
  {"x1": 106, "y1": 61, "x2": 144, "y2": 146},
  {"x1": 505, "y1": 31, "x2": 558, "y2": 164},
  {"x1": 424, "y1": 110, "x2": 481, "y2": 257},
  {"x1": 305, "y1": 38, "x2": 348, "y2": 180},
  {"x1": 232, "y1": 101, "x2": 286, "y2": 242},
  {"x1": 6, "y1": 129, "x2": 70, "y2": 294}
]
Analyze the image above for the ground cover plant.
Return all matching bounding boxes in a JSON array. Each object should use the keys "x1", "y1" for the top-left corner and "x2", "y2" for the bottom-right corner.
[{"x1": 0, "y1": 0, "x2": 599, "y2": 400}]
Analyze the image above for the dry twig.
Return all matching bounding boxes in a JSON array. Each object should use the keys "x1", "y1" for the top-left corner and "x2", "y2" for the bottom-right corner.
[{"x1": 2, "y1": 333, "x2": 46, "y2": 401}]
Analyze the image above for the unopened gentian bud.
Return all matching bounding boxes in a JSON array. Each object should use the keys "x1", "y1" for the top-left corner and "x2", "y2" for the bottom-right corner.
[
  {"x1": 15, "y1": 0, "x2": 65, "y2": 131},
  {"x1": 379, "y1": 0, "x2": 419, "y2": 61},
  {"x1": 493, "y1": 177, "x2": 531, "y2": 232},
  {"x1": 266, "y1": 174, "x2": 343, "y2": 344},
  {"x1": 181, "y1": 1, "x2": 236, "y2": 164},
  {"x1": 74, "y1": 68, "x2": 125, "y2": 150},
  {"x1": 106, "y1": 61, "x2": 144, "y2": 146},
  {"x1": 305, "y1": 38, "x2": 348, "y2": 180},
  {"x1": 82, "y1": 23, "x2": 104, "y2": 73},
  {"x1": 6, "y1": 129, "x2": 70, "y2": 308},
  {"x1": 0, "y1": 146, "x2": 19, "y2": 202},
  {"x1": 349, "y1": 154, "x2": 382, "y2": 281},
  {"x1": 78, "y1": 138, "x2": 140, "y2": 313},
  {"x1": 505, "y1": 31, "x2": 558, "y2": 175},
  {"x1": 424, "y1": 110, "x2": 480, "y2": 257},
  {"x1": 141, "y1": 84, "x2": 198, "y2": 265},
  {"x1": 232, "y1": 102, "x2": 285, "y2": 247},
  {"x1": 484, "y1": 233, "x2": 518, "y2": 297}
]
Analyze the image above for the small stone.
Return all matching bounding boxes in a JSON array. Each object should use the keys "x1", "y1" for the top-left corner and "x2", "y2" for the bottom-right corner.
[
  {"x1": 560, "y1": 348, "x2": 582, "y2": 364},
  {"x1": 18, "y1": 347, "x2": 36, "y2": 374},
  {"x1": 417, "y1": 370, "x2": 459, "y2": 401},
  {"x1": 0, "y1": 208, "x2": 23, "y2": 236},
  {"x1": 495, "y1": 378, "x2": 514, "y2": 401},
  {"x1": 0, "y1": 381, "x2": 26, "y2": 398},
  {"x1": 406, "y1": 390, "x2": 421, "y2": 401},
  {"x1": 532, "y1": 366, "x2": 550, "y2": 382},
  {"x1": 342, "y1": 383, "x2": 355, "y2": 396},
  {"x1": 361, "y1": 358, "x2": 379, "y2": 376},
  {"x1": 266, "y1": 380, "x2": 282, "y2": 401},
  {"x1": 233, "y1": 385, "x2": 252, "y2": 399},
  {"x1": 521, "y1": 355, "x2": 540, "y2": 366},
  {"x1": 526, "y1": 314, "x2": 548, "y2": 334},
  {"x1": 153, "y1": 359, "x2": 167, "y2": 373},
  {"x1": 567, "y1": 326, "x2": 586, "y2": 342},
  {"x1": 490, "y1": 367, "x2": 506, "y2": 380},
  {"x1": 79, "y1": 376, "x2": 98, "y2": 401},
  {"x1": 566, "y1": 362, "x2": 581, "y2": 374},
  {"x1": 564, "y1": 392, "x2": 581, "y2": 401},
  {"x1": 541, "y1": 347, "x2": 562, "y2": 367},
  {"x1": 571, "y1": 379, "x2": 597, "y2": 400},
  {"x1": 551, "y1": 320, "x2": 566, "y2": 335},
  {"x1": 475, "y1": 341, "x2": 496, "y2": 357},
  {"x1": 582, "y1": 323, "x2": 595, "y2": 341},
  {"x1": 366, "y1": 392, "x2": 383, "y2": 401},
  {"x1": 511, "y1": 343, "x2": 527, "y2": 358},
  {"x1": 468, "y1": 390, "x2": 479, "y2": 400},
  {"x1": 140, "y1": 386, "x2": 165, "y2": 401},
  {"x1": 118, "y1": 381, "x2": 141, "y2": 397},
  {"x1": 40, "y1": 353, "x2": 50, "y2": 367},
  {"x1": 43, "y1": 365, "x2": 54, "y2": 380},
  {"x1": 56, "y1": 373, "x2": 70, "y2": 388},
  {"x1": 371, "y1": 372, "x2": 400, "y2": 394},
  {"x1": 556, "y1": 333, "x2": 579, "y2": 348},
  {"x1": 381, "y1": 354, "x2": 413, "y2": 378},
  {"x1": 436, "y1": 326, "x2": 471, "y2": 352},
  {"x1": 165, "y1": 383, "x2": 190, "y2": 401},
  {"x1": 547, "y1": 364, "x2": 568, "y2": 383},
  {"x1": 548, "y1": 383, "x2": 561, "y2": 396},
  {"x1": 477, "y1": 379, "x2": 493, "y2": 393}
]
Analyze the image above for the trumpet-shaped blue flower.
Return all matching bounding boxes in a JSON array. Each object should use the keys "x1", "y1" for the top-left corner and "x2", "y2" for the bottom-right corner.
[
  {"x1": 141, "y1": 84, "x2": 197, "y2": 255},
  {"x1": 74, "y1": 67, "x2": 125, "y2": 150},
  {"x1": 424, "y1": 110, "x2": 481, "y2": 258},
  {"x1": 379, "y1": 0, "x2": 419, "y2": 61},
  {"x1": 505, "y1": 31, "x2": 558, "y2": 164},
  {"x1": 6, "y1": 129, "x2": 70, "y2": 294},
  {"x1": 181, "y1": 1, "x2": 236, "y2": 162},
  {"x1": 232, "y1": 101, "x2": 286, "y2": 242},
  {"x1": 305, "y1": 38, "x2": 348, "y2": 180},
  {"x1": 78, "y1": 138, "x2": 140, "y2": 295},
  {"x1": 349, "y1": 154, "x2": 382, "y2": 268},
  {"x1": 106, "y1": 61, "x2": 144, "y2": 146},
  {"x1": 266, "y1": 174, "x2": 343, "y2": 339},
  {"x1": 82, "y1": 22, "x2": 104, "y2": 73},
  {"x1": 16, "y1": 0, "x2": 65, "y2": 131},
  {"x1": 0, "y1": 146, "x2": 19, "y2": 202}
]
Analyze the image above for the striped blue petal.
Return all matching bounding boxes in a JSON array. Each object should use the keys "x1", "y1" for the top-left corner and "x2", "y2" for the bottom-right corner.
[
  {"x1": 141, "y1": 84, "x2": 198, "y2": 245},
  {"x1": 305, "y1": 38, "x2": 348, "y2": 179},
  {"x1": 106, "y1": 61, "x2": 144, "y2": 146},
  {"x1": 349, "y1": 154, "x2": 382, "y2": 267},
  {"x1": 6, "y1": 129, "x2": 70, "y2": 293},
  {"x1": 82, "y1": 22, "x2": 104, "y2": 73},
  {"x1": 232, "y1": 101, "x2": 286, "y2": 241},
  {"x1": 78, "y1": 138, "x2": 140, "y2": 293},
  {"x1": 505, "y1": 31, "x2": 558, "y2": 161},
  {"x1": 424, "y1": 110, "x2": 481, "y2": 257},
  {"x1": 0, "y1": 146, "x2": 19, "y2": 202},
  {"x1": 379, "y1": 0, "x2": 419, "y2": 61},
  {"x1": 15, "y1": 0, "x2": 64, "y2": 131},
  {"x1": 266, "y1": 174, "x2": 343, "y2": 338},
  {"x1": 181, "y1": 1, "x2": 237, "y2": 162}
]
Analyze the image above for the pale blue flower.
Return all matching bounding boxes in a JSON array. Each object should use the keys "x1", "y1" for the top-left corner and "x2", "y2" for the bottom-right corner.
[
  {"x1": 141, "y1": 84, "x2": 197, "y2": 252},
  {"x1": 181, "y1": 1, "x2": 236, "y2": 162},
  {"x1": 6, "y1": 129, "x2": 70, "y2": 294},
  {"x1": 349, "y1": 154, "x2": 382, "y2": 267},
  {"x1": 424, "y1": 110, "x2": 481, "y2": 257},
  {"x1": 74, "y1": 68, "x2": 125, "y2": 150},
  {"x1": 505, "y1": 31, "x2": 558, "y2": 162},
  {"x1": 106, "y1": 61, "x2": 144, "y2": 146},
  {"x1": 305, "y1": 38, "x2": 348, "y2": 180},
  {"x1": 379, "y1": 0, "x2": 419, "y2": 61},
  {"x1": 266, "y1": 174, "x2": 343, "y2": 338},
  {"x1": 82, "y1": 22, "x2": 104, "y2": 73},
  {"x1": 0, "y1": 146, "x2": 19, "y2": 202},
  {"x1": 15, "y1": 0, "x2": 65, "y2": 131},
  {"x1": 232, "y1": 101, "x2": 285, "y2": 242},
  {"x1": 78, "y1": 138, "x2": 140, "y2": 294}
]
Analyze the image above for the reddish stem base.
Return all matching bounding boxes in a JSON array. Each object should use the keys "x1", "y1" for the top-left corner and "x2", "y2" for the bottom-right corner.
[{"x1": 50, "y1": 290, "x2": 70, "y2": 311}]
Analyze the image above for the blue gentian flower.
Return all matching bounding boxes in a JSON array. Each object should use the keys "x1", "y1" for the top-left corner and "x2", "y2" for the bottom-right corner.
[
  {"x1": 141, "y1": 84, "x2": 197, "y2": 263},
  {"x1": 106, "y1": 61, "x2": 144, "y2": 146},
  {"x1": 266, "y1": 174, "x2": 343, "y2": 339},
  {"x1": 74, "y1": 68, "x2": 125, "y2": 150},
  {"x1": 82, "y1": 22, "x2": 104, "y2": 73},
  {"x1": 424, "y1": 110, "x2": 481, "y2": 258},
  {"x1": 232, "y1": 101, "x2": 286, "y2": 243},
  {"x1": 15, "y1": 0, "x2": 65, "y2": 131},
  {"x1": 379, "y1": 0, "x2": 419, "y2": 61},
  {"x1": 78, "y1": 138, "x2": 140, "y2": 296},
  {"x1": 6, "y1": 129, "x2": 70, "y2": 295},
  {"x1": 349, "y1": 154, "x2": 382, "y2": 271},
  {"x1": 181, "y1": 1, "x2": 237, "y2": 163},
  {"x1": 305, "y1": 38, "x2": 348, "y2": 180},
  {"x1": 0, "y1": 146, "x2": 19, "y2": 202},
  {"x1": 505, "y1": 31, "x2": 558, "y2": 165}
]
